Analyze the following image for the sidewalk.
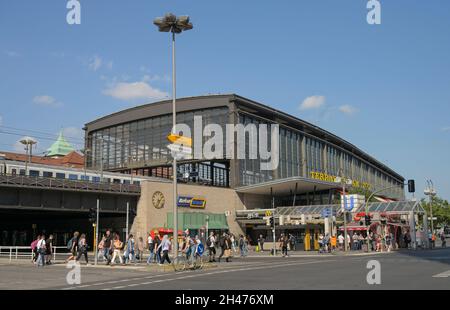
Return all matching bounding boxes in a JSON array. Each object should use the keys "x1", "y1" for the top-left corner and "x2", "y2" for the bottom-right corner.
[{"x1": 244, "y1": 249, "x2": 395, "y2": 258}]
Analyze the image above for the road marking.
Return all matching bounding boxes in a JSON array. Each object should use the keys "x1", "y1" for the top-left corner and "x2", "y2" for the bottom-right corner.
[
  {"x1": 432, "y1": 270, "x2": 450, "y2": 278},
  {"x1": 105, "y1": 259, "x2": 338, "y2": 290}
]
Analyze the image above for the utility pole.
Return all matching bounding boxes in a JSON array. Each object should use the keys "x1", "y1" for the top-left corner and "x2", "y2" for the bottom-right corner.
[
  {"x1": 126, "y1": 201, "x2": 130, "y2": 240},
  {"x1": 94, "y1": 198, "x2": 100, "y2": 265}
]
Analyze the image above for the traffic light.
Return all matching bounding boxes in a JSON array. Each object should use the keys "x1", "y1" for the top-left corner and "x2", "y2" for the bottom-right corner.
[
  {"x1": 130, "y1": 208, "x2": 137, "y2": 217},
  {"x1": 269, "y1": 217, "x2": 274, "y2": 228},
  {"x1": 88, "y1": 208, "x2": 96, "y2": 223},
  {"x1": 365, "y1": 215, "x2": 371, "y2": 226},
  {"x1": 408, "y1": 180, "x2": 415, "y2": 193}
]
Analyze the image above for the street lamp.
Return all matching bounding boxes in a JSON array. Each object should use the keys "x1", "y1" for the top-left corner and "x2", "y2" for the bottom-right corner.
[
  {"x1": 20, "y1": 137, "x2": 37, "y2": 176},
  {"x1": 336, "y1": 170, "x2": 352, "y2": 252},
  {"x1": 154, "y1": 13, "x2": 193, "y2": 259},
  {"x1": 424, "y1": 180, "x2": 437, "y2": 235}
]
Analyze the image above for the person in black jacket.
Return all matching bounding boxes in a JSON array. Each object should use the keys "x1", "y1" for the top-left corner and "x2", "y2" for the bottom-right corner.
[{"x1": 217, "y1": 233, "x2": 227, "y2": 262}]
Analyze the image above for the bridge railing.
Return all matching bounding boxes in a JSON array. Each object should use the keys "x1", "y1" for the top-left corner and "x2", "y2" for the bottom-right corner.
[{"x1": 0, "y1": 174, "x2": 140, "y2": 194}]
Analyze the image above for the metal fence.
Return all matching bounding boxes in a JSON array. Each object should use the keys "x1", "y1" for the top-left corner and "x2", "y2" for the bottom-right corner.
[
  {"x1": 0, "y1": 174, "x2": 140, "y2": 195},
  {"x1": 0, "y1": 246, "x2": 69, "y2": 262}
]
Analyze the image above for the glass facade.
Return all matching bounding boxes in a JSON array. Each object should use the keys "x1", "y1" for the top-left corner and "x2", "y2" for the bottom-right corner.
[
  {"x1": 237, "y1": 112, "x2": 404, "y2": 200},
  {"x1": 87, "y1": 102, "x2": 404, "y2": 200}
]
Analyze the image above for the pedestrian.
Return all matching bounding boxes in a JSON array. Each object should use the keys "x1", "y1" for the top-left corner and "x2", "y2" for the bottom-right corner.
[
  {"x1": 440, "y1": 233, "x2": 446, "y2": 248},
  {"x1": 218, "y1": 233, "x2": 227, "y2": 262},
  {"x1": 103, "y1": 230, "x2": 113, "y2": 265},
  {"x1": 123, "y1": 234, "x2": 136, "y2": 264},
  {"x1": 76, "y1": 233, "x2": 89, "y2": 265},
  {"x1": 230, "y1": 234, "x2": 237, "y2": 255},
  {"x1": 154, "y1": 234, "x2": 161, "y2": 264},
  {"x1": 45, "y1": 234, "x2": 54, "y2": 265},
  {"x1": 330, "y1": 234, "x2": 337, "y2": 252},
  {"x1": 223, "y1": 234, "x2": 232, "y2": 262},
  {"x1": 36, "y1": 235, "x2": 46, "y2": 267},
  {"x1": 239, "y1": 235, "x2": 245, "y2": 257},
  {"x1": 137, "y1": 236, "x2": 144, "y2": 263},
  {"x1": 31, "y1": 235, "x2": 41, "y2": 264},
  {"x1": 66, "y1": 231, "x2": 79, "y2": 263},
  {"x1": 158, "y1": 235, "x2": 171, "y2": 265},
  {"x1": 318, "y1": 233, "x2": 324, "y2": 253},
  {"x1": 338, "y1": 233, "x2": 344, "y2": 251},
  {"x1": 258, "y1": 234, "x2": 265, "y2": 252},
  {"x1": 146, "y1": 232, "x2": 154, "y2": 264},
  {"x1": 111, "y1": 233, "x2": 123, "y2": 265},
  {"x1": 280, "y1": 235, "x2": 289, "y2": 257},
  {"x1": 98, "y1": 235, "x2": 105, "y2": 262},
  {"x1": 289, "y1": 234, "x2": 296, "y2": 251},
  {"x1": 206, "y1": 232, "x2": 216, "y2": 262}
]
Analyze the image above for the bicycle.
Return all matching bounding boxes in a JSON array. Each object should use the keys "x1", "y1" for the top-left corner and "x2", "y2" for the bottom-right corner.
[{"x1": 172, "y1": 253, "x2": 187, "y2": 272}]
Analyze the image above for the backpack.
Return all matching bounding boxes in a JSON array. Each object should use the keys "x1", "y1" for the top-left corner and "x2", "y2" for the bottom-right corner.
[
  {"x1": 206, "y1": 238, "x2": 212, "y2": 247},
  {"x1": 67, "y1": 238, "x2": 73, "y2": 250},
  {"x1": 31, "y1": 240, "x2": 38, "y2": 251}
]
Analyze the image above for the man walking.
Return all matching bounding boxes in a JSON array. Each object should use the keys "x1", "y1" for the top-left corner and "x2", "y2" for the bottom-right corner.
[{"x1": 258, "y1": 234, "x2": 265, "y2": 252}]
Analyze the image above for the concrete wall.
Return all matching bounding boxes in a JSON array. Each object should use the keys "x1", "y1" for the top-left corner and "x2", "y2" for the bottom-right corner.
[{"x1": 130, "y1": 181, "x2": 246, "y2": 240}]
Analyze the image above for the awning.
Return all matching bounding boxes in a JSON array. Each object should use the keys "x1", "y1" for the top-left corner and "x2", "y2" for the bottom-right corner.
[
  {"x1": 235, "y1": 176, "x2": 338, "y2": 196},
  {"x1": 167, "y1": 212, "x2": 229, "y2": 230}
]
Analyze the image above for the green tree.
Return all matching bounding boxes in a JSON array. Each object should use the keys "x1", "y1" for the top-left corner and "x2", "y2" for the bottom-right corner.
[{"x1": 420, "y1": 196, "x2": 450, "y2": 227}]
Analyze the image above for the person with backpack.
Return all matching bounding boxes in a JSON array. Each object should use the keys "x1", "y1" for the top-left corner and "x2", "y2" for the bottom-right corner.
[
  {"x1": 66, "y1": 231, "x2": 79, "y2": 263},
  {"x1": 111, "y1": 233, "x2": 124, "y2": 265},
  {"x1": 31, "y1": 235, "x2": 41, "y2": 264},
  {"x1": 207, "y1": 232, "x2": 216, "y2": 262},
  {"x1": 280, "y1": 235, "x2": 289, "y2": 257},
  {"x1": 76, "y1": 234, "x2": 89, "y2": 265},
  {"x1": 36, "y1": 235, "x2": 46, "y2": 267}
]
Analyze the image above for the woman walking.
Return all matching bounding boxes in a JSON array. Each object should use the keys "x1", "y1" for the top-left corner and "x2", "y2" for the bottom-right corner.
[
  {"x1": 158, "y1": 235, "x2": 172, "y2": 265},
  {"x1": 76, "y1": 234, "x2": 89, "y2": 265},
  {"x1": 66, "y1": 231, "x2": 79, "y2": 263},
  {"x1": 111, "y1": 233, "x2": 124, "y2": 265}
]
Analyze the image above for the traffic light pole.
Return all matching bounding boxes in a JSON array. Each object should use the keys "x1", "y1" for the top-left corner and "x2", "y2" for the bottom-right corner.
[
  {"x1": 94, "y1": 198, "x2": 99, "y2": 266},
  {"x1": 272, "y1": 196, "x2": 276, "y2": 256}
]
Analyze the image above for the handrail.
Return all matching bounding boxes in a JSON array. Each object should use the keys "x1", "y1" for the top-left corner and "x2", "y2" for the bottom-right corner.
[
  {"x1": 0, "y1": 246, "x2": 68, "y2": 262},
  {"x1": 0, "y1": 173, "x2": 140, "y2": 194}
]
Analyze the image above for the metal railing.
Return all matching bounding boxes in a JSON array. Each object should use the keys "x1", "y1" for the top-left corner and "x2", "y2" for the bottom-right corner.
[
  {"x1": 0, "y1": 174, "x2": 140, "y2": 195},
  {"x1": 0, "y1": 246, "x2": 69, "y2": 262}
]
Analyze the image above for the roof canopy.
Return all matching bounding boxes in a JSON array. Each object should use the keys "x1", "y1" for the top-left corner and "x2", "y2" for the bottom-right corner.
[{"x1": 355, "y1": 201, "x2": 425, "y2": 214}]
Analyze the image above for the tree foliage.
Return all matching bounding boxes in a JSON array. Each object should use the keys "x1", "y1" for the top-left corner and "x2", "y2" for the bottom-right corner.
[{"x1": 420, "y1": 196, "x2": 450, "y2": 227}]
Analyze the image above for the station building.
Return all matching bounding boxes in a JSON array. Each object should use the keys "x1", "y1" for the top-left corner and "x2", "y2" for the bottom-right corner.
[{"x1": 84, "y1": 94, "x2": 406, "y2": 245}]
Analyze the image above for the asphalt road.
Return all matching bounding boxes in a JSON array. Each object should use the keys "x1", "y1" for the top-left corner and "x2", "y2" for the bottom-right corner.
[{"x1": 0, "y1": 248, "x2": 449, "y2": 290}]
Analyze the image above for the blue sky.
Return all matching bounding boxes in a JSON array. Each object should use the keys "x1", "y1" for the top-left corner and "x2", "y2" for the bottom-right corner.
[{"x1": 0, "y1": 1, "x2": 449, "y2": 200}]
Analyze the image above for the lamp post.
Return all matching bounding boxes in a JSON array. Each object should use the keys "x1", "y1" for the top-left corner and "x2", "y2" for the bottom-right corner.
[
  {"x1": 336, "y1": 170, "x2": 352, "y2": 252},
  {"x1": 154, "y1": 13, "x2": 193, "y2": 259},
  {"x1": 20, "y1": 137, "x2": 37, "y2": 175},
  {"x1": 424, "y1": 180, "x2": 437, "y2": 235}
]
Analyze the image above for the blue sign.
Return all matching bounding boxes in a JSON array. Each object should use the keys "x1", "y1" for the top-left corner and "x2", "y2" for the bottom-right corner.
[
  {"x1": 344, "y1": 196, "x2": 354, "y2": 211},
  {"x1": 177, "y1": 196, "x2": 192, "y2": 208},
  {"x1": 177, "y1": 196, "x2": 206, "y2": 209},
  {"x1": 321, "y1": 208, "x2": 333, "y2": 218}
]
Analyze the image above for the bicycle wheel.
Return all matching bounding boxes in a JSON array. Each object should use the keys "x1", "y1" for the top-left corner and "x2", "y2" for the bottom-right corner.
[{"x1": 172, "y1": 256, "x2": 186, "y2": 272}]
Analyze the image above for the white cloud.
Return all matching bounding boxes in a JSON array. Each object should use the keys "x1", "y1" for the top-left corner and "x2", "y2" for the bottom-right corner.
[
  {"x1": 103, "y1": 81, "x2": 169, "y2": 101},
  {"x1": 339, "y1": 104, "x2": 358, "y2": 115},
  {"x1": 33, "y1": 95, "x2": 63, "y2": 108},
  {"x1": 89, "y1": 55, "x2": 103, "y2": 71},
  {"x1": 5, "y1": 50, "x2": 20, "y2": 57},
  {"x1": 300, "y1": 95, "x2": 326, "y2": 110}
]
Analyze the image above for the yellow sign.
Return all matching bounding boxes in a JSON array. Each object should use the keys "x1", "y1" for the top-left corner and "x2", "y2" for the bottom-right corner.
[
  {"x1": 309, "y1": 171, "x2": 372, "y2": 190},
  {"x1": 265, "y1": 210, "x2": 272, "y2": 217},
  {"x1": 167, "y1": 133, "x2": 192, "y2": 147}
]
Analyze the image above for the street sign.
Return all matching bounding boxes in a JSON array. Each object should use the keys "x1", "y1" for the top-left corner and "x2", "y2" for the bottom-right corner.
[
  {"x1": 166, "y1": 144, "x2": 193, "y2": 159},
  {"x1": 167, "y1": 133, "x2": 192, "y2": 147},
  {"x1": 265, "y1": 210, "x2": 272, "y2": 217},
  {"x1": 343, "y1": 196, "x2": 355, "y2": 211}
]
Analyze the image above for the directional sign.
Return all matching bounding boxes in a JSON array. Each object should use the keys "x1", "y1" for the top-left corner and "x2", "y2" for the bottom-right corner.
[
  {"x1": 343, "y1": 196, "x2": 355, "y2": 211},
  {"x1": 167, "y1": 133, "x2": 192, "y2": 147},
  {"x1": 166, "y1": 144, "x2": 193, "y2": 159}
]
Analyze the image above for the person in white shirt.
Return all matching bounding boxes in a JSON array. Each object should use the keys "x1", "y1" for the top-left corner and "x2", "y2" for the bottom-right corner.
[
  {"x1": 146, "y1": 233, "x2": 154, "y2": 264},
  {"x1": 338, "y1": 234, "x2": 345, "y2": 251},
  {"x1": 36, "y1": 235, "x2": 46, "y2": 267},
  {"x1": 207, "y1": 232, "x2": 216, "y2": 262},
  {"x1": 157, "y1": 235, "x2": 171, "y2": 265}
]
